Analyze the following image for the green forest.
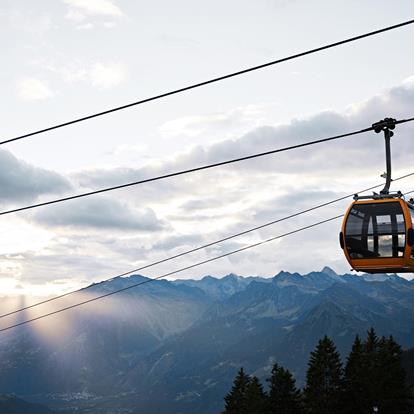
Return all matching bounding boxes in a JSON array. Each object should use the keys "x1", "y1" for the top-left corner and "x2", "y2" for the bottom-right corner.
[{"x1": 222, "y1": 328, "x2": 411, "y2": 414}]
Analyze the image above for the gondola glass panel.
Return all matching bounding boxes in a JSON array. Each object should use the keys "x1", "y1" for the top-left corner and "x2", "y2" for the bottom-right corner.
[{"x1": 344, "y1": 202, "x2": 405, "y2": 259}]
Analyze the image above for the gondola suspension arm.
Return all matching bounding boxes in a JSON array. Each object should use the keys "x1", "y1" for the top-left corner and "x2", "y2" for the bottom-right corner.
[
  {"x1": 355, "y1": 118, "x2": 400, "y2": 200},
  {"x1": 372, "y1": 117, "x2": 397, "y2": 195}
]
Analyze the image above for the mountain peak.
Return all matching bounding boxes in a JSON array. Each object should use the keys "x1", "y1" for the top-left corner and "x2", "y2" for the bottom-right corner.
[
  {"x1": 223, "y1": 273, "x2": 240, "y2": 280},
  {"x1": 321, "y1": 266, "x2": 337, "y2": 278},
  {"x1": 201, "y1": 275, "x2": 217, "y2": 282}
]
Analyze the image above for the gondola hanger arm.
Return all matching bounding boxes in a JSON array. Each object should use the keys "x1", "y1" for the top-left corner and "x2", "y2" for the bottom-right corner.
[{"x1": 372, "y1": 117, "x2": 397, "y2": 196}]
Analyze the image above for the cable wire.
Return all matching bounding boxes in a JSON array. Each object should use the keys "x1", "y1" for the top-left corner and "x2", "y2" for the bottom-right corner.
[
  {"x1": 0, "y1": 126, "x2": 376, "y2": 216},
  {"x1": 1, "y1": 171, "x2": 414, "y2": 319},
  {"x1": 0, "y1": 214, "x2": 343, "y2": 333},
  {"x1": 2, "y1": 20, "x2": 414, "y2": 146},
  {"x1": 2, "y1": 118, "x2": 413, "y2": 217}
]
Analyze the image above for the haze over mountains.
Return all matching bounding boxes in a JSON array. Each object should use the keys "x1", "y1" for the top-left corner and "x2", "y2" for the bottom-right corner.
[{"x1": 1, "y1": 267, "x2": 414, "y2": 414}]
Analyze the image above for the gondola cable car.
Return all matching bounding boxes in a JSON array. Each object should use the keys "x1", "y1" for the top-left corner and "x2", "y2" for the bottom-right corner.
[{"x1": 339, "y1": 117, "x2": 414, "y2": 273}]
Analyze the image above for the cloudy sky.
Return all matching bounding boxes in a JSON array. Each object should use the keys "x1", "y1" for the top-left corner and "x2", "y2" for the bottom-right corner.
[{"x1": 1, "y1": 0, "x2": 414, "y2": 296}]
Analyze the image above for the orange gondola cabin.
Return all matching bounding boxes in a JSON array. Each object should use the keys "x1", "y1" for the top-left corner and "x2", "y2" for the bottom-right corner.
[{"x1": 340, "y1": 197, "x2": 414, "y2": 273}]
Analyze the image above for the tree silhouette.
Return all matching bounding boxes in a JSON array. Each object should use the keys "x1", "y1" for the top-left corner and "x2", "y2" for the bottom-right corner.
[
  {"x1": 374, "y1": 335, "x2": 410, "y2": 413},
  {"x1": 221, "y1": 331, "x2": 410, "y2": 414},
  {"x1": 341, "y1": 328, "x2": 410, "y2": 414},
  {"x1": 343, "y1": 334, "x2": 368, "y2": 413},
  {"x1": 267, "y1": 363, "x2": 302, "y2": 414},
  {"x1": 245, "y1": 376, "x2": 267, "y2": 414},
  {"x1": 222, "y1": 367, "x2": 251, "y2": 414},
  {"x1": 304, "y1": 335, "x2": 343, "y2": 414}
]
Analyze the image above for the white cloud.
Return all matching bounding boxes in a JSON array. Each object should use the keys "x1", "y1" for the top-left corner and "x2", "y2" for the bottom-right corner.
[
  {"x1": 0, "y1": 219, "x2": 53, "y2": 256},
  {"x1": 402, "y1": 75, "x2": 414, "y2": 85},
  {"x1": 109, "y1": 144, "x2": 149, "y2": 158},
  {"x1": 159, "y1": 104, "x2": 276, "y2": 142},
  {"x1": 65, "y1": 8, "x2": 86, "y2": 23},
  {"x1": 102, "y1": 21, "x2": 117, "y2": 29},
  {"x1": 16, "y1": 77, "x2": 54, "y2": 101},
  {"x1": 63, "y1": 0, "x2": 123, "y2": 18},
  {"x1": 0, "y1": 149, "x2": 71, "y2": 204},
  {"x1": 32, "y1": 197, "x2": 167, "y2": 232},
  {"x1": 90, "y1": 62, "x2": 127, "y2": 89},
  {"x1": 7, "y1": 9, "x2": 54, "y2": 33},
  {"x1": 77, "y1": 22, "x2": 95, "y2": 30},
  {"x1": 42, "y1": 60, "x2": 128, "y2": 90}
]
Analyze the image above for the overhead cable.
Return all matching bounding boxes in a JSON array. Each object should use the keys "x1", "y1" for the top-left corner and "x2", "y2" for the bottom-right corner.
[
  {"x1": 0, "y1": 125, "x2": 382, "y2": 217},
  {"x1": 2, "y1": 117, "x2": 414, "y2": 217},
  {"x1": 2, "y1": 20, "x2": 414, "y2": 146}
]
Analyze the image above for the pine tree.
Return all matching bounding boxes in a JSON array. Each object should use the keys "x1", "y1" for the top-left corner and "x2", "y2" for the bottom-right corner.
[
  {"x1": 245, "y1": 376, "x2": 268, "y2": 414},
  {"x1": 222, "y1": 367, "x2": 251, "y2": 414},
  {"x1": 304, "y1": 335, "x2": 343, "y2": 414},
  {"x1": 343, "y1": 328, "x2": 410, "y2": 414},
  {"x1": 365, "y1": 327, "x2": 378, "y2": 354},
  {"x1": 362, "y1": 327, "x2": 380, "y2": 412},
  {"x1": 267, "y1": 363, "x2": 302, "y2": 414},
  {"x1": 374, "y1": 335, "x2": 410, "y2": 414},
  {"x1": 343, "y1": 335, "x2": 368, "y2": 414}
]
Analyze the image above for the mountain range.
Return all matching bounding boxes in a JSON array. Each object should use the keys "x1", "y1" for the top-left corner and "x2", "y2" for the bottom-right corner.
[{"x1": 0, "y1": 267, "x2": 413, "y2": 414}]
